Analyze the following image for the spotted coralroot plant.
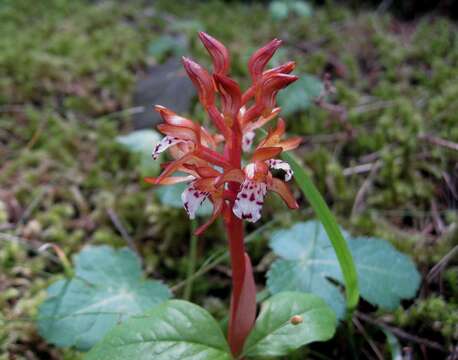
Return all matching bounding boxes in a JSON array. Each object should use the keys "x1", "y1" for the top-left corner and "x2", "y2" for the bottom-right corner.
[{"x1": 146, "y1": 33, "x2": 301, "y2": 356}]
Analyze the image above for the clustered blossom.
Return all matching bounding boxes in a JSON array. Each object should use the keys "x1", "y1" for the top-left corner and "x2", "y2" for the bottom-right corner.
[{"x1": 146, "y1": 32, "x2": 301, "y2": 234}]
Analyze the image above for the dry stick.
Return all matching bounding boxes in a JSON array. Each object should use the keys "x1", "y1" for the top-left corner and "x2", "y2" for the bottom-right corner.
[
  {"x1": 343, "y1": 162, "x2": 379, "y2": 177},
  {"x1": 106, "y1": 208, "x2": 139, "y2": 257},
  {"x1": 15, "y1": 187, "x2": 48, "y2": 229},
  {"x1": 430, "y1": 199, "x2": 445, "y2": 235},
  {"x1": 426, "y1": 245, "x2": 458, "y2": 283},
  {"x1": 353, "y1": 317, "x2": 384, "y2": 360},
  {"x1": 442, "y1": 171, "x2": 458, "y2": 199},
  {"x1": 315, "y1": 73, "x2": 354, "y2": 136},
  {"x1": 351, "y1": 161, "x2": 382, "y2": 217},
  {"x1": 0, "y1": 232, "x2": 58, "y2": 263},
  {"x1": 418, "y1": 134, "x2": 458, "y2": 152},
  {"x1": 356, "y1": 312, "x2": 446, "y2": 352}
]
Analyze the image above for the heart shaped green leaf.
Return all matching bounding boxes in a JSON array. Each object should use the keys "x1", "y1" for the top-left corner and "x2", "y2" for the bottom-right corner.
[
  {"x1": 148, "y1": 35, "x2": 186, "y2": 62},
  {"x1": 38, "y1": 246, "x2": 171, "y2": 351},
  {"x1": 242, "y1": 292, "x2": 336, "y2": 358},
  {"x1": 155, "y1": 182, "x2": 213, "y2": 216},
  {"x1": 269, "y1": 1, "x2": 289, "y2": 21},
  {"x1": 290, "y1": 1, "x2": 312, "y2": 18},
  {"x1": 276, "y1": 74, "x2": 323, "y2": 116},
  {"x1": 117, "y1": 130, "x2": 162, "y2": 176},
  {"x1": 85, "y1": 300, "x2": 233, "y2": 360},
  {"x1": 267, "y1": 221, "x2": 421, "y2": 318}
]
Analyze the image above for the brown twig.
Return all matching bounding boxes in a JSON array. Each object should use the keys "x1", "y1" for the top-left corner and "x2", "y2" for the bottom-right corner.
[
  {"x1": 314, "y1": 73, "x2": 354, "y2": 136},
  {"x1": 15, "y1": 187, "x2": 48, "y2": 229},
  {"x1": 353, "y1": 317, "x2": 384, "y2": 360},
  {"x1": 106, "y1": 208, "x2": 140, "y2": 258},
  {"x1": 442, "y1": 171, "x2": 457, "y2": 200},
  {"x1": 351, "y1": 161, "x2": 382, "y2": 216},
  {"x1": 430, "y1": 199, "x2": 445, "y2": 235},
  {"x1": 356, "y1": 312, "x2": 446, "y2": 352},
  {"x1": 343, "y1": 162, "x2": 380, "y2": 176},
  {"x1": 0, "y1": 232, "x2": 58, "y2": 263},
  {"x1": 426, "y1": 245, "x2": 458, "y2": 283},
  {"x1": 418, "y1": 134, "x2": 458, "y2": 152}
]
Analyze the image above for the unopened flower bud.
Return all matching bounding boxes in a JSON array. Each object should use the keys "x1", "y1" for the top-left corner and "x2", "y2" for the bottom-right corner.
[
  {"x1": 248, "y1": 38, "x2": 282, "y2": 82},
  {"x1": 198, "y1": 32, "x2": 230, "y2": 75},
  {"x1": 182, "y1": 57, "x2": 215, "y2": 108}
]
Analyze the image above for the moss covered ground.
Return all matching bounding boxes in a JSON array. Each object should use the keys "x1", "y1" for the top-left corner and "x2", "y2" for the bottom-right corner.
[{"x1": 0, "y1": 0, "x2": 457, "y2": 359}]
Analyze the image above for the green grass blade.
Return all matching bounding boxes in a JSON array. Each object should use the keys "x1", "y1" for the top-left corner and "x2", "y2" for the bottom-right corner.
[{"x1": 281, "y1": 151, "x2": 359, "y2": 311}]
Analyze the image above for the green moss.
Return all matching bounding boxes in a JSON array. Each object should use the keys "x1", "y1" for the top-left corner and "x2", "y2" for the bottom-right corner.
[
  {"x1": 0, "y1": 0, "x2": 457, "y2": 358},
  {"x1": 394, "y1": 296, "x2": 458, "y2": 345}
]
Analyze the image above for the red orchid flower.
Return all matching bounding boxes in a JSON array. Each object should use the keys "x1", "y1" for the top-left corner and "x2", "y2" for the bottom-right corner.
[{"x1": 146, "y1": 33, "x2": 301, "y2": 357}]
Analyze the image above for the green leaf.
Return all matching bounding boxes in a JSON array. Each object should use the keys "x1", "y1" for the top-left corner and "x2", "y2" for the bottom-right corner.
[
  {"x1": 290, "y1": 1, "x2": 312, "y2": 18},
  {"x1": 116, "y1": 130, "x2": 162, "y2": 176},
  {"x1": 269, "y1": 1, "x2": 289, "y2": 21},
  {"x1": 148, "y1": 35, "x2": 186, "y2": 62},
  {"x1": 155, "y1": 182, "x2": 212, "y2": 216},
  {"x1": 345, "y1": 236, "x2": 421, "y2": 309},
  {"x1": 282, "y1": 151, "x2": 359, "y2": 311},
  {"x1": 242, "y1": 292, "x2": 336, "y2": 358},
  {"x1": 267, "y1": 222, "x2": 348, "y2": 318},
  {"x1": 169, "y1": 20, "x2": 204, "y2": 34},
  {"x1": 38, "y1": 246, "x2": 171, "y2": 351},
  {"x1": 383, "y1": 328, "x2": 402, "y2": 360},
  {"x1": 277, "y1": 75, "x2": 323, "y2": 116},
  {"x1": 85, "y1": 300, "x2": 233, "y2": 360},
  {"x1": 267, "y1": 221, "x2": 421, "y2": 318}
]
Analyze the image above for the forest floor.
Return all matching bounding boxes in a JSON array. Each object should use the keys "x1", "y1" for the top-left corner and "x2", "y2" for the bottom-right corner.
[{"x1": 0, "y1": 1, "x2": 457, "y2": 359}]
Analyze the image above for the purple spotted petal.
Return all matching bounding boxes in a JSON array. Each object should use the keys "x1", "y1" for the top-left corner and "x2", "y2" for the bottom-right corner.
[
  {"x1": 152, "y1": 136, "x2": 188, "y2": 160},
  {"x1": 181, "y1": 181, "x2": 209, "y2": 219},
  {"x1": 266, "y1": 159, "x2": 293, "y2": 181},
  {"x1": 233, "y1": 179, "x2": 267, "y2": 223},
  {"x1": 242, "y1": 131, "x2": 256, "y2": 152}
]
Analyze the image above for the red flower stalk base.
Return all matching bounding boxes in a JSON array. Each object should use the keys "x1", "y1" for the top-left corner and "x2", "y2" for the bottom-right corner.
[{"x1": 146, "y1": 32, "x2": 300, "y2": 356}]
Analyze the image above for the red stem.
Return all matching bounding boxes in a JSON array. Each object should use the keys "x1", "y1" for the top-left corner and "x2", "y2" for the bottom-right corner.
[
  {"x1": 226, "y1": 213, "x2": 245, "y2": 319},
  {"x1": 224, "y1": 117, "x2": 257, "y2": 357}
]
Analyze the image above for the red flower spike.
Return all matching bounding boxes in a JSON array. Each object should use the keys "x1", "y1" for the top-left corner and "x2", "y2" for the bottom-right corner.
[
  {"x1": 263, "y1": 60, "x2": 296, "y2": 76},
  {"x1": 243, "y1": 107, "x2": 280, "y2": 131},
  {"x1": 228, "y1": 253, "x2": 257, "y2": 356},
  {"x1": 248, "y1": 38, "x2": 282, "y2": 82},
  {"x1": 256, "y1": 73, "x2": 299, "y2": 114},
  {"x1": 269, "y1": 178, "x2": 299, "y2": 209},
  {"x1": 144, "y1": 175, "x2": 194, "y2": 185},
  {"x1": 252, "y1": 146, "x2": 282, "y2": 161},
  {"x1": 207, "y1": 104, "x2": 231, "y2": 139},
  {"x1": 182, "y1": 57, "x2": 215, "y2": 108},
  {"x1": 194, "y1": 165, "x2": 221, "y2": 178},
  {"x1": 241, "y1": 62, "x2": 295, "y2": 104},
  {"x1": 155, "y1": 105, "x2": 195, "y2": 128},
  {"x1": 257, "y1": 118, "x2": 302, "y2": 151},
  {"x1": 156, "y1": 123, "x2": 198, "y2": 143},
  {"x1": 214, "y1": 74, "x2": 242, "y2": 125},
  {"x1": 195, "y1": 197, "x2": 224, "y2": 236},
  {"x1": 278, "y1": 136, "x2": 302, "y2": 151},
  {"x1": 198, "y1": 32, "x2": 230, "y2": 75},
  {"x1": 147, "y1": 34, "x2": 302, "y2": 357},
  {"x1": 216, "y1": 168, "x2": 245, "y2": 187},
  {"x1": 242, "y1": 74, "x2": 297, "y2": 124}
]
